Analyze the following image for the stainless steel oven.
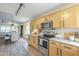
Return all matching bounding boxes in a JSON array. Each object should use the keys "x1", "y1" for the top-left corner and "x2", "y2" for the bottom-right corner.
[
  {"x1": 39, "y1": 37, "x2": 48, "y2": 56},
  {"x1": 39, "y1": 31, "x2": 55, "y2": 55}
]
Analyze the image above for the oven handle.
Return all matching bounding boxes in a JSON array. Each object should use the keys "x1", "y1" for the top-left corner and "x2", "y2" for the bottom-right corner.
[{"x1": 39, "y1": 38, "x2": 48, "y2": 41}]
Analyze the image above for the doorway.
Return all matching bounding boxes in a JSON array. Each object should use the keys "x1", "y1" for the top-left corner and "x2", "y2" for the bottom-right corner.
[{"x1": 20, "y1": 25, "x2": 23, "y2": 37}]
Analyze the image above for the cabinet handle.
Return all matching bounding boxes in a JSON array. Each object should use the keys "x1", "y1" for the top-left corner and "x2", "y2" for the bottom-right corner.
[
  {"x1": 60, "y1": 20, "x2": 61, "y2": 28},
  {"x1": 57, "y1": 48, "x2": 59, "y2": 56},
  {"x1": 33, "y1": 39, "x2": 35, "y2": 43},
  {"x1": 51, "y1": 42, "x2": 56, "y2": 45},
  {"x1": 60, "y1": 49, "x2": 62, "y2": 56},
  {"x1": 64, "y1": 46, "x2": 72, "y2": 49},
  {"x1": 63, "y1": 19, "x2": 64, "y2": 27}
]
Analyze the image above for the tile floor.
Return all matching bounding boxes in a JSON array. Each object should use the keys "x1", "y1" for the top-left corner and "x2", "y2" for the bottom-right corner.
[{"x1": 0, "y1": 38, "x2": 42, "y2": 56}]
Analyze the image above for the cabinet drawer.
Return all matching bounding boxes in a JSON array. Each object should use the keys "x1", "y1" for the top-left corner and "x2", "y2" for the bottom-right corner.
[
  {"x1": 61, "y1": 43, "x2": 77, "y2": 51},
  {"x1": 49, "y1": 41, "x2": 60, "y2": 47}
]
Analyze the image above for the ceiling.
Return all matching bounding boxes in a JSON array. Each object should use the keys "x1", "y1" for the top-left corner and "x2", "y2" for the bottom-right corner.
[{"x1": 0, "y1": 3, "x2": 70, "y2": 24}]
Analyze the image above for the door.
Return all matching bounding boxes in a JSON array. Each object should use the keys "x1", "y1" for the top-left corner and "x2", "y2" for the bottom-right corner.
[
  {"x1": 51, "y1": 11, "x2": 63, "y2": 28},
  {"x1": 61, "y1": 43, "x2": 77, "y2": 56},
  {"x1": 63, "y1": 6, "x2": 76, "y2": 28},
  {"x1": 20, "y1": 25, "x2": 23, "y2": 37},
  {"x1": 29, "y1": 36, "x2": 33, "y2": 46},
  {"x1": 39, "y1": 38, "x2": 48, "y2": 49},
  {"x1": 49, "y1": 41, "x2": 60, "y2": 56},
  {"x1": 33, "y1": 37, "x2": 39, "y2": 49},
  {"x1": 49, "y1": 44, "x2": 59, "y2": 56},
  {"x1": 62, "y1": 48, "x2": 76, "y2": 56}
]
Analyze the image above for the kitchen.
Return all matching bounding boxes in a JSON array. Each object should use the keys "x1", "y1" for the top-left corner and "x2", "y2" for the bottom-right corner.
[
  {"x1": 28, "y1": 4, "x2": 79, "y2": 56},
  {"x1": 1, "y1": 3, "x2": 79, "y2": 56}
]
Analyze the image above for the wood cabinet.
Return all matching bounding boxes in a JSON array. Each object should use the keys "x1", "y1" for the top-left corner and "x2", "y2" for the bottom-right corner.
[
  {"x1": 36, "y1": 18, "x2": 45, "y2": 29},
  {"x1": 61, "y1": 5, "x2": 79, "y2": 28},
  {"x1": 49, "y1": 40, "x2": 61, "y2": 56},
  {"x1": 49, "y1": 6, "x2": 77, "y2": 28},
  {"x1": 30, "y1": 17, "x2": 44, "y2": 32},
  {"x1": 75, "y1": 5, "x2": 79, "y2": 28},
  {"x1": 51, "y1": 11, "x2": 63, "y2": 28},
  {"x1": 63, "y1": 6, "x2": 76, "y2": 28},
  {"x1": 61, "y1": 43, "x2": 77, "y2": 56},
  {"x1": 50, "y1": 5, "x2": 79, "y2": 28},
  {"x1": 44, "y1": 15, "x2": 52, "y2": 22},
  {"x1": 49, "y1": 40, "x2": 78, "y2": 56},
  {"x1": 30, "y1": 21, "x2": 35, "y2": 32},
  {"x1": 29, "y1": 35, "x2": 39, "y2": 49},
  {"x1": 77, "y1": 48, "x2": 79, "y2": 56},
  {"x1": 31, "y1": 5, "x2": 79, "y2": 29}
]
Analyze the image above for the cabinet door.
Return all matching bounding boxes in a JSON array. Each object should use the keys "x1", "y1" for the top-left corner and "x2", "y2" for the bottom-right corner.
[
  {"x1": 61, "y1": 43, "x2": 77, "y2": 56},
  {"x1": 28, "y1": 36, "x2": 31, "y2": 45},
  {"x1": 49, "y1": 41, "x2": 60, "y2": 56},
  {"x1": 63, "y1": 6, "x2": 76, "y2": 28},
  {"x1": 77, "y1": 48, "x2": 79, "y2": 56},
  {"x1": 30, "y1": 22, "x2": 34, "y2": 32},
  {"x1": 44, "y1": 15, "x2": 52, "y2": 22},
  {"x1": 49, "y1": 44, "x2": 59, "y2": 56},
  {"x1": 62, "y1": 48, "x2": 77, "y2": 56},
  {"x1": 51, "y1": 12, "x2": 63, "y2": 28},
  {"x1": 36, "y1": 18, "x2": 42, "y2": 29},
  {"x1": 34, "y1": 37, "x2": 38, "y2": 49},
  {"x1": 31, "y1": 36, "x2": 38, "y2": 49},
  {"x1": 29, "y1": 36, "x2": 34, "y2": 46}
]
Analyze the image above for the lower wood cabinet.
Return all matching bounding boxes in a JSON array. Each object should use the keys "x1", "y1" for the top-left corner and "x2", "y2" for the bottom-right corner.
[
  {"x1": 61, "y1": 43, "x2": 77, "y2": 56},
  {"x1": 49, "y1": 41, "x2": 61, "y2": 56},
  {"x1": 29, "y1": 35, "x2": 39, "y2": 49},
  {"x1": 61, "y1": 49, "x2": 77, "y2": 56},
  {"x1": 77, "y1": 48, "x2": 79, "y2": 56},
  {"x1": 49, "y1": 40, "x2": 78, "y2": 56}
]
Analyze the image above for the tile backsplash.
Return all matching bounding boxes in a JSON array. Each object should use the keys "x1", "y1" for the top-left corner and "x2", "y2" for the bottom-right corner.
[{"x1": 43, "y1": 28, "x2": 79, "y2": 38}]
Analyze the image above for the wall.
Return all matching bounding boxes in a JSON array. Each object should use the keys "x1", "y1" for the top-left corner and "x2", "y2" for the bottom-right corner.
[{"x1": 23, "y1": 22, "x2": 30, "y2": 39}]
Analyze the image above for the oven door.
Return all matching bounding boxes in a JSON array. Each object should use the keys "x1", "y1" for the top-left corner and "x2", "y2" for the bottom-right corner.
[
  {"x1": 39, "y1": 38, "x2": 48, "y2": 49},
  {"x1": 42, "y1": 40, "x2": 48, "y2": 49},
  {"x1": 39, "y1": 38, "x2": 48, "y2": 55}
]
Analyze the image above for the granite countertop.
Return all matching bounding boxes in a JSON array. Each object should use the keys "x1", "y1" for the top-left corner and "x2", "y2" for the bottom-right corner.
[{"x1": 49, "y1": 38, "x2": 79, "y2": 47}]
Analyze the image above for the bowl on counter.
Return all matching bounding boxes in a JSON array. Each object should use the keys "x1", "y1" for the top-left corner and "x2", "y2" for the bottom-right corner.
[
  {"x1": 55, "y1": 34, "x2": 64, "y2": 39},
  {"x1": 69, "y1": 36, "x2": 75, "y2": 41},
  {"x1": 75, "y1": 38, "x2": 79, "y2": 42}
]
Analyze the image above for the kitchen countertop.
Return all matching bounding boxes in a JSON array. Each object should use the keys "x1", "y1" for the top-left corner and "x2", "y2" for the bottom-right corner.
[{"x1": 49, "y1": 38, "x2": 79, "y2": 47}]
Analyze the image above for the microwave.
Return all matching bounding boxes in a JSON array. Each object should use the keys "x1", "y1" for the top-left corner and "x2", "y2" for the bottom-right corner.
[{"x1": 41, "y1": 21, "x2": 53, "y2": 30}]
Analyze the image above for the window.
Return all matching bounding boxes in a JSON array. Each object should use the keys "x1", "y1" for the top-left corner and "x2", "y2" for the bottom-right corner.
[
  {"x1": 0, "y1": 26, "x2": 11, "y2": 32},
  {"x1": 1, "y1": 26, "x2": 6, "y2": 32},
  {"x1": 6, "y1": 26, "x2": 10, "y2": 32}
]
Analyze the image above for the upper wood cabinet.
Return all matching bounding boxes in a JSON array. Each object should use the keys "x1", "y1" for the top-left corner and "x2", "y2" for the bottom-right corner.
[
  {"x1": 62, "y1": 5, "x2": 79, "y2": 28},
  {"x1": 63, "y1": 6, "x2": 76, "y2": 28},
  {"x1": 44, "y1": 15, "x2": 52, "y2": 22},
  {"x1": 49, "y1": 6, "x2": 78, "y2": 28},
  {"x1": 75, "y1": 5, "x2": 79, "y2": 28},
  {"x1": 31, "y1": 5, "x2": 79, "y2": 29},
  {"x1": 51, "y1": 5, "x2": 79, "y2": 28},
  {"x1": 51, "y1": 11, "x2": 63, "y2": 28},
  {"x1": 30, "y1": 18, "x2": 43, "y2": 32}
]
